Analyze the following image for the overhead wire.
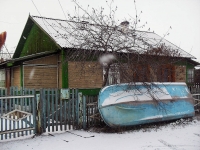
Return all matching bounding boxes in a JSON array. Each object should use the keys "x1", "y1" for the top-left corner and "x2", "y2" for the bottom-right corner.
[{"x1": 31, "y1": 0, "x2": 51, "y2": 34}]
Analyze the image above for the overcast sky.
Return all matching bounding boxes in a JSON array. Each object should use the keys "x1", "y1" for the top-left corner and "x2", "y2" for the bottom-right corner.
[{"x1": 0, "y1": 0, "x2": 200, "y2": 62}]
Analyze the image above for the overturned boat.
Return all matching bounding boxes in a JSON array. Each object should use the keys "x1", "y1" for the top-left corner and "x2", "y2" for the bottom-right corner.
[{"x1": 98, "y1": 82, "x2": 195, "y2": 127}]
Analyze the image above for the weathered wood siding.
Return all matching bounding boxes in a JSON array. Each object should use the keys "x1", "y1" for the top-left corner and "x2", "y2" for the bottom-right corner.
[
  {"x1": 24, "y1": 55, "x2": 57, "y2": 65},
  {"x1": 175, "y1": 66, "x2": 186, "y2": 82},
  {"x1": 23, "y1": 55, "x2": 58, "y2": 89},
  {"x1": 12, "y1": 66, "x2": 21, "y2": 88},
  {"x1": 24, "y1": 66, "x2": 57, "y2": 89},
  {"x1": 68, "y1": 61, "x2": 103, "y2": 88}
]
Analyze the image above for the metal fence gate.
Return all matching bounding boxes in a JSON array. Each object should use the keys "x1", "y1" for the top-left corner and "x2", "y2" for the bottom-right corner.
[{"x1": 0, "y1": 87, "x2": 36, "y2": 140}]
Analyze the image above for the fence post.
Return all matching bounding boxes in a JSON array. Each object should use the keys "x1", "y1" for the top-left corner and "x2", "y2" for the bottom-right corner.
[
  {"x1": 36, "y1": 90, "x2": 42, "y2": 135},
  {"x1": 78, "y1": 92, "x2": 82, "y2": 128},
  {"x1": 36, "y1": 89, "x2": 46, "y2": 135}
]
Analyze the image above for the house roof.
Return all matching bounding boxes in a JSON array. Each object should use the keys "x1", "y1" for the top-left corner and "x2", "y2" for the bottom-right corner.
[
  {"x1": 1, "y1": 15, "x2": 199, "y2": 69},
  {"x1": 29, "y1": 15, "x2": 196, "y2": 59}
]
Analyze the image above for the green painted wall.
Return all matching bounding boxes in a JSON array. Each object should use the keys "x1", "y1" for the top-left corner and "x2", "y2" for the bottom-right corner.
[
  {"x1": 175, "y1": 60, "x2": 195, "y2": 83},
  {"x1": 61, "y1": 50, "x2": 69, "y2": 88},
  {"x1": 20, "y1": 24, "x2": 58, "y2": 57},
  {"x1": 79, "y1": 88, "x2": 101, "y2": 96}
]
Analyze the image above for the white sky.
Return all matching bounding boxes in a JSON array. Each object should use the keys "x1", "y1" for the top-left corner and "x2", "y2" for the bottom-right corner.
[{"x1": 0, "y1": 0, "x2": 200, "y2": 62}]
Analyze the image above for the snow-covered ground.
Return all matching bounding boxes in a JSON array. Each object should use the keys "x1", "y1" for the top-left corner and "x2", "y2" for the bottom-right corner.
[{"x1": 0, "y1": 117, "x2": 200, "y2": 150}]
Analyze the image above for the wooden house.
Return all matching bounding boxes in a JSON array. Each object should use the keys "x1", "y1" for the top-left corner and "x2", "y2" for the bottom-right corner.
[{"x1": 0, "y1": 15, "x2": 199, "y2": 94}]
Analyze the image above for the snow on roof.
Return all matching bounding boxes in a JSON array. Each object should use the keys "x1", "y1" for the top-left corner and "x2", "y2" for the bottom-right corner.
[{"x1": 31, "y1": 16, "x2": 195, "y2": 59}]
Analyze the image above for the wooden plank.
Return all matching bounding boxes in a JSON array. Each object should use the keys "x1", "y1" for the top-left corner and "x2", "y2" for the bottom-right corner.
[
  {"x1": 87, "y1": 102, "x2": 98, "y2": 106},
  {"x1": 64, "y1": 99, "x2": 67, "y2": 130},
  {"x1": 55, "y1": 90, "x2": 58, "y2": 131},
  {"x1": 83, "y1": 96, "x2": 86, "y2": 129},
  {"x1": 28, "y1": 89, "x2": 31, "y2": 135},
  {"x1": 11, "y1": 88, "x2": 16, "y2": 138},
  {"x1": 78, "y1": 92, "x2": 83, "y2": 128},
  {"x1": 192, "y1": 94, "x2": 200, "y2": 96},
  {"x1": 0, "y1": 90, "x2": 4, "y2": 140},
  {"x1": 0, "y1": 95, "x2": 34, "y2": 99},
  {"x1": 13, "y1": 87, "x2": 18, "y2": 138},
  {"x1": 0, "y1": 127, "x2": 35, "y2": 135},
  {"x1": 76, "y1": 89, "x2": 79, "y2": 128},
  {"x1": 68, "y1": 98, "x2": 71, "y2": 130},
  {"x1": 43, "y1": 89, "x2": 46, "y2": 133},
  {"x1": 4, "y1": 96, "x2": 8, "y2": 139},
  {"x1": 72, "y1": 89, "x2": 74, "y2": 128},
  {"x1": 9, "y1": 97, "x2": 12, "y2": 139},
  {"x1": 20, "y1": 88, "x2": 24, "y2": 136},
  {"x1": 51, "y1": 89, "x2": 55, "y2": 132},
  {"x1": 5, "y1": 118, "x2": 7, "y2": 139},
  {"x1": 32, "y1": 89, "x2": 36, "y2": 134},
  {"x1": 47, "y1": 89, "x2": 50, "y2": 132},
  {"x1": 60, "y1": 96, "x2": 63, "y2": 131},
  {"x1": 24, "y1": 88, "x2": 28, "y2": 136}
]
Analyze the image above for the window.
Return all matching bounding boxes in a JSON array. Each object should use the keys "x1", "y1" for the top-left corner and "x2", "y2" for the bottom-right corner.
[
  {"x1": 187, "y1": 69, "x2": 194, "y2": 83},
  {"x1": 103, "y1": 64, "x2": 120, "y2": 85}
]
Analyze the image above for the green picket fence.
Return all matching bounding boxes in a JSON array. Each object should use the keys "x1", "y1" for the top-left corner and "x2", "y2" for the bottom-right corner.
[
  {"x1": 189, "y1": 84, "x2": 200, "y2": 113},
  {"x1": 0, "y1": 87, "x2": 36, "y2": 140},
  {"x1": 37, "y1": 88, "x2": 102, "y2": 133},
  {"x1": 0, "y1": 87, "x2": 102, "y2": 140}
]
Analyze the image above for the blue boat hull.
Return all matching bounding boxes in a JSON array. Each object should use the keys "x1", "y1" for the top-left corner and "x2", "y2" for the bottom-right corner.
[{"x1": 98, "y1": 83, "x2": 195, "y2": 127}]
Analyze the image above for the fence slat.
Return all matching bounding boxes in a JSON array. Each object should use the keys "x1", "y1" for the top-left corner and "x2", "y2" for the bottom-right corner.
[
  {"x1": 55, "y1": 90, "x2": 58, "y2": 131},
  {"x1": 51, "y1": 89, "x2": 55, "y2": 132},
  {"x1": 76, "y1": 89, "x2": 79, "y2": 129},
  {"x1": 60, "y1": 96, "x2": 63, "y2": 131},
  {"x1": 72, "y1": 89, "x2": 74, "y2": 128},
  {"x1": 68, "y1": 98, "x2": 71, "y2": 130},
  {"x1": 83, "y1": 96, "x2": 86, "y2": 129},
  {"x1": 32, "y1": 89, "x2": 36, "y2": 134},
  {"x1": 47, "y1": 89, "x2": 50, "y2": 132},
  {"x1": 64, "y1": 99, "x2": 67, "y2": 130}
]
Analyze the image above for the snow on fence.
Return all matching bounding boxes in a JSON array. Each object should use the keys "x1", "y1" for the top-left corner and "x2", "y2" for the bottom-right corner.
[
  {"x1": 2, "y1": 84, "x2": 199, "y2": 141},
  {"x1": 0, "y1": 87, "x2": 36, "y2": 140},
  {"x1": 1, "y1": 87, "x2": 101, "y2": 140}
]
